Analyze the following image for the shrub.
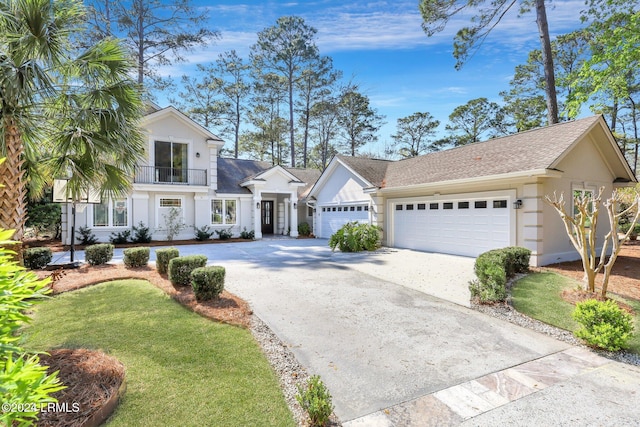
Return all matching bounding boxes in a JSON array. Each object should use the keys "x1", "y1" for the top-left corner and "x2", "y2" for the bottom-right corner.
[
  {"x1": 0, "y1": 229, "x2": 64, "y2": 427},
  {"x1": 26, "y1": 201, "x2": 61, "y2": 238},
  {"x1": 155, "y1": 247, "x2": 179, "y2": 275},
  {"x1": 215, "y1": 228, "x2": 233, "y2": 240},
  {"x1": 85, "y1": 243, "x2": 114, "y2": 266},
  {"x1": 131, "y1": 222, "x2": 152, "y2": 243},
  {"x1": 168, "y1": 255, "x2": 207, "y2": 286},
  {"x1": 469, "y1": 246, "x2": 531, "y2": 303},
  {"x1": 191, "y1": 266, "x2": 225, "y2": 301},
  {"x1": 162, "y1": 207, "x2": 185, "y2": 241},
  {"x1": 194, "y1": 225, "x2": 215, "y2": 241},
  {"x1": 123, "y1": 247, "x2": 150, "y2": 268},
  {"x1": 298, "y1": 222, "x2": 311, "y2": 236},
  {"x1": 572, "y1": 299, "x2": 634, "y2": 351},
  {"x1": 328, "y1": 222, "x2": 381, "y2": 252},
  {"x1": 24, "y1": 247, "x2": 52, "y2": 270},
  {"x1": 296, "y1": 375, "x2": 333, "y2": 427},
  {"x1": 240, "y1": 227, "x2": 254, "y2": 240},
  {"x1": 109, "y1": 229, "x2": 131, "y2": 244},
  {"x1": 76, "y1": 225, "x2": 98, "y2": 245}
]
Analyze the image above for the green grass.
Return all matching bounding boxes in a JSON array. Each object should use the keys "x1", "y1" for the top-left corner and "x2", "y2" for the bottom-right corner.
[
  {"x1": 23, "y1": 280, "x2": 295, "y2": 427},
  {"x1": 512, "y1": 272, "x2": 640, "y2": 354}
]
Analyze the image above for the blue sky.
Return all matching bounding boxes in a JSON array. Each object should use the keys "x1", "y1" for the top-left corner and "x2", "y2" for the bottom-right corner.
[{"x1": 156, "y1": 0, "x2": 586, "y2": 155}]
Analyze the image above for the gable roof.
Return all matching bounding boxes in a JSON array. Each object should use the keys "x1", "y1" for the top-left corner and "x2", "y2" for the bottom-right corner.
[
  {"x1": 216, "y1": 157, "x2": 321, "y2": 197},
  {"x1": 382, "y1": 115, "x2": 636, "y2": 189},
  {"x1": 337, "y1": 156, "x2": 392, "y2": 188},
  {"x1": 141, "y1": 106, "x2": 224, "y2": 144}
]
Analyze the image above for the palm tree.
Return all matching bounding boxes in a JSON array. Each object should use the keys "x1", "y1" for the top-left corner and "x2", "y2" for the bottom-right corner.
[{"x1": 0, "y1": 0, "x2": 145, "y2": 242}]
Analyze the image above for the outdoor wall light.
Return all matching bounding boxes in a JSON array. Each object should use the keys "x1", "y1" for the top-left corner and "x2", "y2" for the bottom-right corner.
[
  {"x1": 293, "y1": 202, "x2": 297, "y2": 209},
  {"x1": 195, "y1": 152, "x2": 201, "y2": 158},
  {"x1": 513, "y1": 199, "x2": 523, "y2": 209},
  {"x1": 256, "y1": 202, "x2": 260, "y2": 209}
]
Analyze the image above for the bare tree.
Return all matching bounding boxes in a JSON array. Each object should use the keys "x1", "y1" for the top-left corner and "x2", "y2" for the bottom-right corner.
[{"x1": 546, "y1": 187, "x2": 640, "y2": 297}]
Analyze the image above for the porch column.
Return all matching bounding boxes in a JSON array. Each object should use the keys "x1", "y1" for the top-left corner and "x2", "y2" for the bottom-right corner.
[
  {"x1": 290, "y1": 193, "x2": 299, "y2": 238},
  {"x1": 283, "y1": 198, "x2": 289, "y2": 235},
  {"x1": 253, "y1": 192, "x2": 262, "y2": 239}
]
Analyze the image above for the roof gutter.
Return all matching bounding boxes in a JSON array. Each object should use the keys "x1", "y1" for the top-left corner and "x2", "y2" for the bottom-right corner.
[{"x1": 378, "y1": 168, "x2": 564, "y2": 193}]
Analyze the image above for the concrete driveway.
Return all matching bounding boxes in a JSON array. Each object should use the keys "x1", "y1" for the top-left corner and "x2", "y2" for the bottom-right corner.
[{"x1": 59, "y1": 238, "x2": 640, "y2": 424}]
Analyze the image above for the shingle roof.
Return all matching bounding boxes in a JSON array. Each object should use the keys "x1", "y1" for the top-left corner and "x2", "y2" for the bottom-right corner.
[
  {"x1": 216, "y1": 157, "x2": 272, "y2": 194},
  {"x1": 383, "y1": 115, "x2": 602, "y2": 188},
  {"x1": 216, "y1": 157, "x2": 321, "y2": 197},
  {"x1": 336, "y1": 156, "x2": 392, "y2": 187}
]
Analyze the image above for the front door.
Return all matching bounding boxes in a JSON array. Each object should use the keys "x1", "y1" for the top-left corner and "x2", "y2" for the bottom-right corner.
[{"x1": 261, "y1": 201, "x2": 274, "y2": 234}]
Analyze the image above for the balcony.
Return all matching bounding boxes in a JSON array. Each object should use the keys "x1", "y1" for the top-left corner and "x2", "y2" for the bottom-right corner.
[{"x1": 134, "y1": 166, "x2": 208, "y2": 186}]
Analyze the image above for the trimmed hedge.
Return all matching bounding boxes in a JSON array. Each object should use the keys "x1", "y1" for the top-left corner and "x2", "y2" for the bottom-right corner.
[
  {"x1": 328, "y1": 221, "x2": 381, "y2": 252},
  {"x1": 24, "y1": 247, "x2": 52, "y2": 270},
  {"x1": 85, "y1": 243, "x2": 114, "y2": 266},
  {"x1": 191, "y1": 266, "x2": 226, "y2": 301},
  {"x1": 469, "y1": 246, "x2": 531, "y2": 303},
  {"x1": 156, "y1": 247, "x2": 179, "y2": 275},
  {"x1": 123, "y1": 247, "x2": 150, "y2": 268},
  {"x1": 168, "y1": 255, "x2": 207, "y2": 286},
  {"x1": 572, "y1": 299, "x2": 634, "y2": 351}
]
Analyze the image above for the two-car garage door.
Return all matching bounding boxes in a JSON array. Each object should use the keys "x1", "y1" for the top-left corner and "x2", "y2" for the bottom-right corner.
[{"x1": 390, "y1": 196, "x2": 513, "y2": 257}]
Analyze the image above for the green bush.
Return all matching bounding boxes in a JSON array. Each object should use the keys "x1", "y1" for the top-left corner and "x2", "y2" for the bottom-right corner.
[
  {"x1": 24, "y1": 247, "x2": 52, "y2": 270},
  {"x1": 328, "y1": 222, "x2": 381, "y2": 252},
  {"x1": 572, "y1": 299, "x2": 634, "y2": 351},
  {"x1": 0, "y1": 229, "x2": 64, "y2": 427},
  {"x1": 76, "y1": 225, "x2": 98, "y2": 245},
  {"x1": 26, "y1": 200, "x2": 61, "y2": 238},
  {"x1": 123, "y1": 247, "x2": 150, "y2": 268},
  {"x1": 85, "y1": 243, "x2": 114, "y2": 266},
  {"x1": 168, "y1": 255, "x2": 207, "y2": 286},
  {"x1": 469, "y1": 246, "x2": 531, "y2": 303},
  {"x1": 298, "y1": 222, "x2": 311, "y2": 236},
  {"x1": 191, "y1": 266, "x2": 226, "y2": 301},
  {"x1": 109, "y1": 229, "x2": 131, "y2": 244},
  {"x1": 215, "y1": 228, "x2": 233, "y2": 240},
  {"x1": 296, "y1": 375, "x2": 334, "y2": 427},
  {"x1": 155, "y1": 247, "x2": 179, "y2": 275},
  {"x1": 131, "y1": 222, "x2": 152, "y2": 243},
  {"x1": 240, "y1": 227, "x2": 254, "y2": 240},
  {"x1": 194, "y1": 225, "x2": 215, "y2": 241}
]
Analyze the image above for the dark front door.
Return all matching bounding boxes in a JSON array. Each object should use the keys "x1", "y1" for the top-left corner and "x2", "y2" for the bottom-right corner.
[{"x1": 261, "y1": 201, "x2": 274, "y2": 234}]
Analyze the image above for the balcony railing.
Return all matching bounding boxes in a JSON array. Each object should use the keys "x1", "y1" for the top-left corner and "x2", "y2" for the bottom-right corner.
[{"x1": 134, "y1": 166, "x2": 208, "y2": 186}]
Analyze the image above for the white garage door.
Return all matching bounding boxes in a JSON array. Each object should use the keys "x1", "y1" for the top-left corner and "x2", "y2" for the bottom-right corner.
[
  {"x1": 318, "y1": 205, "x2": 369, "y2": 238},
  {"x1": 391, "y1": 197, "x2": 511, "y2": 257}
]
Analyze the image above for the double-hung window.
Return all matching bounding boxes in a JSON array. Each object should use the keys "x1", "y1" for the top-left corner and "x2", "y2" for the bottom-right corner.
[
  {"x1": 92, "y1": 198, "x2": 129, "y2": 227},
  {"x1": 211, "y1": 199, "x2": 237, "y2": 225}
]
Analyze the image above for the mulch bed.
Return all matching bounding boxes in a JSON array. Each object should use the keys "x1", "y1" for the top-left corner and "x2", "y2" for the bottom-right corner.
[{"x1": 38, "y1": 349, "x2": 125, "y2": 427}]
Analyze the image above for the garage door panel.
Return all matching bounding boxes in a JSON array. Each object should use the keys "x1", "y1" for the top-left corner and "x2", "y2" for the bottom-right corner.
[
  {"x1": 319, "y1": 205, "x2": 369, "y2": 238},
  {"x1": 392, "y1": 197, "x2": 511, "y2": 257}
]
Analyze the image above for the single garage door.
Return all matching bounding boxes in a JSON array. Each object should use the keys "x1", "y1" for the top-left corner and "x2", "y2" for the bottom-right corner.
[
  {"x1": 318, "y1": 205, "x2": 369, "y2": 238},
  {"x1": 391, "y1": 197, "x2": 511, "y2": 257}
]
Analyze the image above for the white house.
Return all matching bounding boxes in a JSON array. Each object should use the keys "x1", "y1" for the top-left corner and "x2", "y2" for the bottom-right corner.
[
  {"x1": 307, "y1": 115, "x2": 637, "y2": 266},
  {"x1": 60, "y1": 106, "x2": 320, "y2": 244}
]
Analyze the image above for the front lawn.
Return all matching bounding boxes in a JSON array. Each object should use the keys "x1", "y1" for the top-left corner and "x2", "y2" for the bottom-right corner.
[
  {"x1": 512, "y1": 272, "x2": 640, "y2": 354},
  {"x1": 23, "y1": 280, "x2": 295, "y2": 427}
]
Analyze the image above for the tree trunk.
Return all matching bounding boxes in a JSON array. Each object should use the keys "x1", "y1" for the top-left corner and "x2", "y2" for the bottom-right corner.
[
  {"x1": 536, "y1": 0, "x2": 559, "y2": 125},
  {"x1": 0, "y1": 117, "x2": 27, "y2": 241},
  {"x1": 288, "y1": 78, "x2": 295, "y2": 167}
]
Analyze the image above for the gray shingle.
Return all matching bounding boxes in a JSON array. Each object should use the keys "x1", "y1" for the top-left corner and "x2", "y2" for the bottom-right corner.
[{"x1": 336, "y1": 156, "x2": 392, "y2": 187}]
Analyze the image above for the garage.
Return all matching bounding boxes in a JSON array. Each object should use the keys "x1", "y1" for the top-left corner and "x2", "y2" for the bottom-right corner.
[
  {"x1": 317, "y1": 204, "x2": 369, "y2": 238},
  {"x1": 389, "y1": 195, "x2": 513, "y2": 257}
]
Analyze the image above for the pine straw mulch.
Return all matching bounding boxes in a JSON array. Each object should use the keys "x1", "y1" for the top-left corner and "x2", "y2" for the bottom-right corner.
[
  {"x1": 538, "y1": 240, "x2": 640, "y2": 312},
  {"x1": 37, "y1": 263, "x2": 253, "y2": 329},
  {"x1": 33, "y1": 263, "x2": 253, "y2": 427},
  {"x1": 38, "y1": 349, "x2": 125, "y2": 427}
]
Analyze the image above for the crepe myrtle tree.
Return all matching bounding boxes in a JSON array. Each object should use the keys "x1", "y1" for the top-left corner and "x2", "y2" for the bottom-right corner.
[{"x1": 546, "y1": 187, "x2": 640, "y2": 297}]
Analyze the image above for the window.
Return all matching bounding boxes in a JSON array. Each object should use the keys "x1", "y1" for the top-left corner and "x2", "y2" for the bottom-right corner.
[
  {"x1": 417, "y1": 203, "x2": 426, "y2": 210},
  {"x1": 160, "y1": 198, "x2": 182, "y2": 208},
  {"x1": 430, "y1": 203, "x2": 439, "y2": 210},
  {"x1": 573, "y1": 188, "x2": 594, "y2": 226},
  {"x1": 364, "y1": 206, "x2": 369, "y2": 211},
  {"x1": 458, "y1": 201, "x2": 469, "y2": 209},
  {"x1": 154, "y1": 140, "x2": 188, "y2": 183},
  {"x1": 396, "y1": 204, "x2": 403, "y2": 211},
  {"x1": 308, "y1": 207, "x2": 313, "y2": 216},
  {"x1": 357, "y1": 206, "x2": 362, "y2": 211},
  {"x1": 322, "y1": 207, "x2": 326, "y2": 212},
  {"x1": 443, "y1": 202, "x2": 453, "y2": 210},
  {"x1": 332, "y1": 207, "x2": 336, "y2": 212},
  {"x1": 475, "y1": 201, "x2": 487, "y2": 209},
  {"x1": 406, "y1": 204, "x2": 414, "y2": 210},
  {"x1": 93, "y1": 198, "x2": 128, "y2": 227},
  {"x1": 211, "y1": 199, "x2": 236, "y2": 225},
  {"x1": 493, "y1": 200, "x2": 507, "y2": 208},
  {"x1": 350, "y1": 206, "x2": 355, "y2": 211},
  {"x1": 338, "y1": 207, "x2": 342, "y2": 211}
]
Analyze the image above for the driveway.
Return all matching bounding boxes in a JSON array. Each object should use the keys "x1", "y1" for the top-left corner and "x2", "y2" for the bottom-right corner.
[{"x1": 58, "y1": 238, "x2": 640, "y2": 424}]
